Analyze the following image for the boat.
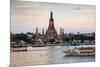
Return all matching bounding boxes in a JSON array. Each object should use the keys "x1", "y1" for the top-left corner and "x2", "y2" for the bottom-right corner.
[
  {"x1": 63, "y1": 45, "x2": 95, "y2": 56},
  {"x1": 10, "y1": 47, "x2": 27, "y2": 52},
  {"x1": 32, "y1": 44, "x2": 45, "y2": 47}
]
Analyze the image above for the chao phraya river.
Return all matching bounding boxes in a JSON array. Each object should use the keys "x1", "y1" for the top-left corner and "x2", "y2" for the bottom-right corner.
[{"x1": 10, "y1": 45, "x2": 95, "y2": 67}]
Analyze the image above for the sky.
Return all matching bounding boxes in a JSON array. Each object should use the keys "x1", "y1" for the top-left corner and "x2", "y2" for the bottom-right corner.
[{"x1": 11, "y1": 0, "x2": 95, "y2": 34}]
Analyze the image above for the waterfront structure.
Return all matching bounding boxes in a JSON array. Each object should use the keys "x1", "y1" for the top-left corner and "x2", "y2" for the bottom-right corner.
[
  {"x1": 41, "y1": 28, "x2": 45, "y2": 41},
  {"x1": 45, "y1": 11, "x2": 58, "y2": 41},
  {"x1": 34, "y1": 12, "x2": 66, "y2": 43},
  {"x1": 59, "y1": 28, "x2": 64, "y2": 42},
  {"x1": 35, "y1": 27, "x2": 41, "y2": 41}
]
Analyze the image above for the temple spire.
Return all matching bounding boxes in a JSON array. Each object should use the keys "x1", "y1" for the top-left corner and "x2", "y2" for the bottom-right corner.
[
  {"x1": 50, "y1": 11, "x2": 53, "y2": 19},
  {"x1": 42, "y1": 28, "x2": 44, "y2": 35},
  {"x1": 50, "y1": 11, "x2": 54, "y2": 21},
  {"x1": 46, "y1": 11, "x2": 58, "y2": 40},
  {"x1": 36, "y1": 27, "x2": 38, "y2": 33}
]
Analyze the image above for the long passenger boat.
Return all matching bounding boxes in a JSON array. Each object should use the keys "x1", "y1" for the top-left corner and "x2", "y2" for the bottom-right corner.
[{"x1": 63, "y1": 45, "x2": 95, "y2": 56}]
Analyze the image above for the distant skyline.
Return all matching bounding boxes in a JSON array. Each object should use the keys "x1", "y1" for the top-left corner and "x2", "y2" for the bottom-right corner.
[{"x1": 11, "y1": 1, "x2": 95, "y2": 34}]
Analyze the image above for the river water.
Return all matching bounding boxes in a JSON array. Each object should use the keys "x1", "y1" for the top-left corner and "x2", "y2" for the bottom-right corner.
[{"x1": 10, "y1": 45, "x2": 95, "y2": 67}]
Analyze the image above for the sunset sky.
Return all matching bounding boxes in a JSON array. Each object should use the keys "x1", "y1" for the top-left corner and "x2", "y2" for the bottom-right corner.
[{"x1": 11, "y1": 0, "x2": 95, "y2": 34}]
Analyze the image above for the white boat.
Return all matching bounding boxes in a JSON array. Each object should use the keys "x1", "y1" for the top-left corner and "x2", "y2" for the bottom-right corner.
[
  {"x1": 11, "y1": 47, "x2": 27, "y2": 51},
  {"x1": 63, "y1": 45, "x2": 95, "y2": 56}
]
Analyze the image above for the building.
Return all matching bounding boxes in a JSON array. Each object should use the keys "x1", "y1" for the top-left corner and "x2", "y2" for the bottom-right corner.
[
  {"x1": 45, "y1": 11, "x2": 58, "y2": 41},
  {"x1": 35, "y1": 27, "x2": 41, "y2": 41},
  {"x1": 83, "y1": 33, "x2": 94, "y2": 37},
  {"x1": 59, "y1": 27, "x2": 64, "y2": 42}
]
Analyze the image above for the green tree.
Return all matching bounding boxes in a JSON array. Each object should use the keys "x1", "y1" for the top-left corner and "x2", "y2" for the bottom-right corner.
[{"x1": 48, "y1": 39, "x2": 55, "y2": 44}]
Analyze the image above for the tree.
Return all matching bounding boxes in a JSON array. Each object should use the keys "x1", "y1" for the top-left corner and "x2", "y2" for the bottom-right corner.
[
  {"x1": 64, "y1": 37, "x2": 70, "y2": 42},
  {"x1": 48, "y1": 39, "x2": 55, "y2": 44}
]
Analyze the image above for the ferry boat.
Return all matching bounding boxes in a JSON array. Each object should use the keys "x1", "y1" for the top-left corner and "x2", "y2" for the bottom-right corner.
[
  {"x1": 11, "y1": 47, "x2": 27, "y2": 52},
  {"x1": 63, "y1": 45, "x2": 95, "y2": 56}
]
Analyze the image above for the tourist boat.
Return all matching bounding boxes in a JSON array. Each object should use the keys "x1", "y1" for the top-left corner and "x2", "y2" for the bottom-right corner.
[
  {"x1": 11, "y1": 47, "x2": 27, "y2": 52},
  {"x1": 33, "y1": 44, "x2": 45, "y2": 47},
  {"x1": 63, "y1": 45, "x2": 95, "y2": 56}
]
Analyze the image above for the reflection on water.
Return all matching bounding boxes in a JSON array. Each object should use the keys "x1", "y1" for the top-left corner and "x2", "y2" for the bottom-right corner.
[{"x1": 10, "y1": 46, "x2": 95, "y2": 67}]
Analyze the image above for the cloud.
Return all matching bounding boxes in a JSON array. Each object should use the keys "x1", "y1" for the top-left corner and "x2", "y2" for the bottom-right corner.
[
  {"x1": 11, "y1": 1, "x2": 49, "y2": 24},
  {"x1": 72, "y1": 6, "x2": 95, "y2": 13},
  {"x1": 11, "y1": 1, "x2": 95, "y2": 33},
  {"x1": 11, "y1": 1, "x2": 47, "y2": 16}
]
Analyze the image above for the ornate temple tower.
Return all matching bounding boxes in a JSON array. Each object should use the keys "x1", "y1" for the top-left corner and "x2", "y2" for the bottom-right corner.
[
  {"x1": 59, "y1": 28, "x2": 64, "y2": 42},
  {"x1": 35, "y1": 27, "x2": 40, "y2": 41},
  {"x1": 45, "y1": 11, "x2": 58, "y2": 40}
]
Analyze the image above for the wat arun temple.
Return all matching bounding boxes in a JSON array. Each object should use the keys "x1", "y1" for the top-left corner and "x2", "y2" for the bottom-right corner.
[
  {"x1": 45, "y1": 11, "x2": 58, "y2": 40},
  {"x1": 35, "y1": 11, "x2": 64, "y2": 42}
]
